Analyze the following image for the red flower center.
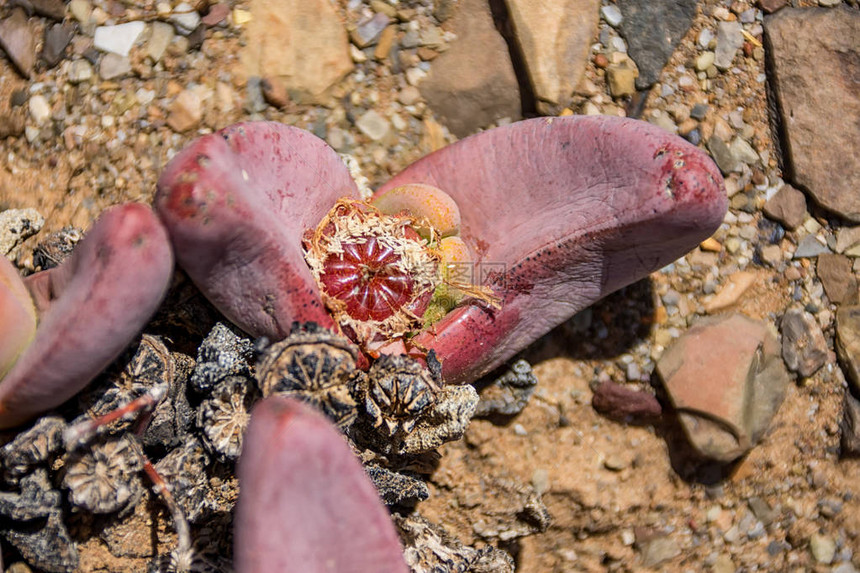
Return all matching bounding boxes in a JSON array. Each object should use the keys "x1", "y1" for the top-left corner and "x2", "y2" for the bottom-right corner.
[{"x1": 320, "y1": 236, "x2": 417, "y2": 322}]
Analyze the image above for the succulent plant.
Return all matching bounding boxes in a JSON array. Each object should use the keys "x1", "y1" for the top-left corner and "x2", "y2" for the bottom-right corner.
[
  {"x1": 235, "y1": 396, "x2": 409, "y2": 573},
  {"x1": 155, "y1": 117, "x2": 726, "y2": 385},
  {"x1": 0, "y1": 204, "x2": 174, "y2": 429}
]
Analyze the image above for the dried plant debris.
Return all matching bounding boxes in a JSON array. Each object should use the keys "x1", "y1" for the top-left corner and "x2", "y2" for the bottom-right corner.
[
  {"x1": 470, "y1": 478, "x2": 551, "y2": 542},
  {"x1": 354, "y1": 381, "x2": 479, "y2": 457},
  {"x1": 0, "y1": 469, "x2": 59, "y2": 521},
  {"x1": 256, "y1": 322, "x2": 361, "y2": 429},
  {"x1": 191, "y1": 322, "x2": 255, "y2": 392},
  {"x1": 143, "y1": 351, "x2": 195, "y2": 449},
  {"x1": 197, "y1": 376, "x2": 254, "y2": 461},
  {"x1": 474, "y1": 359, "x2": 538, "y2": 418},
  {"x1": 1, "y1": 416, "x2": 64, "y2": 480},
  {"x1": 148, "y1": 519, "x2": 235, "y2": 573},
  {"x1": 62, "y1": 434, "x2": 143, "y2": 514},
  {"x1": 154, "y1": 438, "x2": 222, "y2": 523},
  {"x1": 77, "y1": 335, "x2": 174, "y2": 421},
  {"x1": 399, "y1": 384, "x2": 479, "y2": 456},
  {"x1": 149, "y1": 548, "x2": 233, "y2": 573},
  {"x1": 395, "y1": 512, "x2": 515, "y2": 573},
  {"x1": 32, "y1": 226, "x2": 82, "y2": 270},
  {"x1": 2, "y1": 508, "x2": 78, "y2": 573},
  {"x1": 366, "y1": 465, "x2": 430, "y2": 506},
  {"x1": 365, "y1": 353, "x2": 441, "y2": 435}
]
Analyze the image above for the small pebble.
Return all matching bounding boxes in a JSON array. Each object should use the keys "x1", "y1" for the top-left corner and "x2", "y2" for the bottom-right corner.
[
  {"x1": 93, "y1": 21, "x2": 145, "y2": 57},
  {"x1": 167, "y1": 89, "x2": 203, "y2": 133},
  {"x1": 355, "y1": 109, "x2": 389, "y2": 141},
  {"x1": 697, "y1": 28, "x2": 715, "y2": 49},
  {"x1": 98, "y1": 53, "x2": 131, "y2": 80},
  {"x1": 169, "y1": 2, "x2": 201, "y2": 35},
  {"x1": 147, "y1": 21, "x2": 174, "y2": 63},
  {"x1": 604, "y1": 455, "x2": 627, "y2": 471},
  {"x1": 601, "y1": 5, "x2": 623, "y2": 27},
  {"x1": 696, "y1": 51, "x2": 716, "y2": 71},
  {"x1": 67, "y1": 59, "x2": 93, "y2": 84},
  {"x1": 794, "y1": 235, "x2": 830, "y2": 259},
  {"x1": 809, "y1": 533, "x2": 836, "y2": 564},
  {"x1": 28, "y1": 95, "x2": 51, "y2": 125}
]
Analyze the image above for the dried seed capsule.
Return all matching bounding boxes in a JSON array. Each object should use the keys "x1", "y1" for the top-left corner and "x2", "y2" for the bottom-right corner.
[
  {"x1": 32, "y1": 226, "x2": 82, "y2": 270},
  {"x1": 365, "y1": 465, "x2": 429, "y2": 506},
  {"x1": 255, "y1": 323, "x2": 360, "y2": 429},
  {"x1": 365, "y1": 354, "x2": 441, "y2": 435},
  {"x1": 474, "y1": 359, "x2": 538, "y2": 418},
  {"x1": 0, "y1": 468, "x2": 60, "y2": 521},
  {"x1": 197, "y1": 376, "x2": 254, "y2": 461},
  {"x1": 0, "y1": 416, "x2": 65, "y2": 480},
  {"x1": 62, "y1": 434, "x2": 142, "y2": 514},
  {"x1": 191, "y1": 322, "x2": 255, "y2": 392}
]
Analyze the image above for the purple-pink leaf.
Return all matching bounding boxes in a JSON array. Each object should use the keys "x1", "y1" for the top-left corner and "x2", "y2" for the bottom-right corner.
[
  {"x1": 235, "y1": 396, "x2": 408, "y2": 573},
  {"x1": 378, "y1": 116, "x2": 727, "y2": 382},
  {"x1": 154, "y1": 122, "x2": 360, "y2": 340},
  {"x1": 0, "y1": 203, "x2": 173, "y2": 429},
  {"x1": 0, "y1": 256, "x2": 36, "y2": 380}
]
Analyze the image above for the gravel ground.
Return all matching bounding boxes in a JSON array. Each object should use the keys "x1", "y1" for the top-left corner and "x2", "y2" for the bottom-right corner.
[{"x1": 0, "y1": 0, "x2": 858, "y2": 571}]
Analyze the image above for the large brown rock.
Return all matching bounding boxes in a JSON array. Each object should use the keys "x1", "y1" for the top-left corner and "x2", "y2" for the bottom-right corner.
[
  {"x1": 239, "y1": 0, "x2": 353, "y2": 104},
  {"x1": 0, "y1": 9, "x2": 36, "y2": 78},
  {"x1": 657, "y1": 313, "x2": 789, "y2": 462},
  {"x1": 506, "y1": 0, "x2": 599, "y2": 110},
  {"x1": 419, "y1": 0, "x2": 521, "y2": 138},
  {"x1": 764, "y1": 7, "x2": 860, "y2": 222}
]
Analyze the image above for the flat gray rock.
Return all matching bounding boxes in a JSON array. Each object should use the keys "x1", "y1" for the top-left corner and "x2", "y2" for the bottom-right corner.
[
  {"x1": 764, "y1": 7, "x2": 860, "y2": 221},
  {"x1": 781, "y1": 308, "x2": 828, "y2": 378},
  {"x1": 617, "y1": 0, "x2": 698, "y2": 90}
]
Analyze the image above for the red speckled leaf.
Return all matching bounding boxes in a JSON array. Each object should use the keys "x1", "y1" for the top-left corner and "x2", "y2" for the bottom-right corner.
[{"x1": 376, "y1": 116, "x2": 727, "y2": 383}]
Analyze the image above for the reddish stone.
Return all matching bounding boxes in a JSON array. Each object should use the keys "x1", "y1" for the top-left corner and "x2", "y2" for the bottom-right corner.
[
  {"x1": 657, "y1": 313, "x2": 789, "y2": 462},
  {"x1": 762, "y1": 184, "x2": 806, "y2": 230},
  {"x1": 818, "y1": 254, "x2": 859, "y2": 305},
  {"x1": 592, "y1": 380, "x2": 662, "y2": 423},
  {"x1": 202, "y1": 3, "x2": 231, "y2": 26},
  {"x1": 757, "y1": 0, "x2": 786, "y2": 14}
]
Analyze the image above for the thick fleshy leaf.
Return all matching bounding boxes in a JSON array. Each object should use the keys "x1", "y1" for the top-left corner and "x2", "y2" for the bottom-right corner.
[
  {"x1": 154, "y1": 122, "x2": 360, "y2": 340},
  {"x1": 157, "y1": 117, "x2": 725, "y2": 385},
  {"x1": 235, "y1": 396, "x2": 408, "y2": 573},
  {"x1": 0, "y1": 256, "x2": 36, "y2": 380},
  {"x1": 375, "y1": 115, "x2": 727, "y2": 383},
  {"x1": 0, "y1": 204, "x2": 173, "y2": 429}
]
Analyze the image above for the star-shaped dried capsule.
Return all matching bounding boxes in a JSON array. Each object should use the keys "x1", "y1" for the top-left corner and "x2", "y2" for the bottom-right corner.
[
  {"x1": 62, "y1": 434, "x2": 142, "y2": 514},
  {"x1": 255, "y1": 322, "x2": 361, "y2": 429}
]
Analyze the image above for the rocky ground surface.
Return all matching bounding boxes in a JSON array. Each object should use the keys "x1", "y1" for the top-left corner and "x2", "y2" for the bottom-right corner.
[{"x1": 0, "y1": 0, "x2": 859, "y2": 571}]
